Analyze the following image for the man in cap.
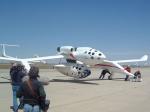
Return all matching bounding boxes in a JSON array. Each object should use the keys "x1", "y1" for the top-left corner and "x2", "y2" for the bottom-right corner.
[{"x1": 17, "y1": 66, "x2": 46, "y2": 112}]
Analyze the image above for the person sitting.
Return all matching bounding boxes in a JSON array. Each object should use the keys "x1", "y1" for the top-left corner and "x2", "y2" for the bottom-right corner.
[
  {"x1": 133, "y1": 70, "x2": 142, "y2": 82},
  {"x1": 17, "y1": 66, "x2": 46, "y2": 112}
]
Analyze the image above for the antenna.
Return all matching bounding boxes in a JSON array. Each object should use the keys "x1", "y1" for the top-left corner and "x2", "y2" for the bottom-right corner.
[{"x1": 0, "y1": 44, "x2": 19, "y2": 57}]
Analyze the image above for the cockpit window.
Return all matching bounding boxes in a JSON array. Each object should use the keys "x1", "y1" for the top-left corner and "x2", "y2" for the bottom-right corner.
[
  {"x1": 88, "y1": 52, "x2": 91, "y2": 54},
  {"x1": 92, "y1": 53, "x2": 95, "y2": 55},
  {"x1": 84, "y1": 51, "x2": 87, "y2": 54},
  {"x1": 99, "y1": 53, "x2": 102, "y2": 56}
]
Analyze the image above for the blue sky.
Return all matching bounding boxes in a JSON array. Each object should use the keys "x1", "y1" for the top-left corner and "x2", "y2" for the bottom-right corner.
[{"x1": 0, "y1": 0, "x2": 149, "y2": 60}]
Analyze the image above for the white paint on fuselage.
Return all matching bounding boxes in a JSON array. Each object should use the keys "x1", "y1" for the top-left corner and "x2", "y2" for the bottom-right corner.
[
  {"x1": 73, "y1": 47, "x2": 106, "y2": 66},
  {"x1": 54, "y1": 63, "x2": 90, "y2": 78}
]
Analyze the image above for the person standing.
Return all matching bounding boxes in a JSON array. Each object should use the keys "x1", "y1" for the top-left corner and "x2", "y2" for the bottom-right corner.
[
  {"x1": 10, "y1": 63, "x2": 27, "y2": 112},
  {"x1": 124, "y1": 65, "x2": 131, "y2": 81},
  {"x1": 17, "y1": 66, "x2": 46, "y2": 112}
]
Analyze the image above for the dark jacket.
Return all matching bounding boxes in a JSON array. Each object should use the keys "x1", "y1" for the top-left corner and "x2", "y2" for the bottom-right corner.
[
  {"x1": 134, "y1": 71, "x2": 141, "y2": 78},
  {"x1": 101, "y1": 69, "x2": 111, "y2": 75},
  {"x1": 17, "y1": 79, "x2": 46, "y2": 105},
  {"x1": 10, "y1": 66, "x2": 27, "y2": 86}
]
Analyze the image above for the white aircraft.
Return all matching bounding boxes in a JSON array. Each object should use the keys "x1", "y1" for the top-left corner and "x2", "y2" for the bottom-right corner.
[{"x1": 0, "y1": 46, "x2": 148, "y2": 79}]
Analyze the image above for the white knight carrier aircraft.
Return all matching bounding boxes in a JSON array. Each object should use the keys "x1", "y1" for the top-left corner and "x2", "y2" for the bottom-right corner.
[{"x1": 0, "y1": 46, "x2": 148, "y2": 79}]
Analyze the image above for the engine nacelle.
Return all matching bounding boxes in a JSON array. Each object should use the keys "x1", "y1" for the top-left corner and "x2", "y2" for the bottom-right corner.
[
  {"x1": 54, "y1": 64, "x2": 91, "y2": 79},
  {"x1": 57, "y1": 46, "x2": 75, "y2": 54}
]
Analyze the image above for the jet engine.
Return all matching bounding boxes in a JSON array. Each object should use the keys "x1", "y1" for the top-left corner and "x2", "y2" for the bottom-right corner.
[
  {"x1": 57, "y1": 46, "x2": 75, "y2": 54},
  {"x1": 54, "y1": 64, "x2": 91, "y2": 79}
]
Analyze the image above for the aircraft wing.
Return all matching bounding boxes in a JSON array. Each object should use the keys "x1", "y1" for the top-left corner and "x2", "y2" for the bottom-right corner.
[
  {"x1": 95, "y1": 60, "x2": 134, "y2": 77},
  {"x1": 0, "y1": 55, "x2": 64, "y2": 63},
  {"x1": 0, "y1": 56, "x2": 21, "y2": 62},
  {"x1": 0, "y1": 55, "x2": 64, "y2": 71},
  {"x1": 23, "y1": 55, "x2": 64, "y2": 62},
  {"x1": 95, "y1": 55, "x2": 148, "y2": 77},
  {"x1": 105, "y1": 60, "x2": 134, "y2": 76},
  {"x1": 113, "y1": 55, "x2": 148, "y2": 63}
]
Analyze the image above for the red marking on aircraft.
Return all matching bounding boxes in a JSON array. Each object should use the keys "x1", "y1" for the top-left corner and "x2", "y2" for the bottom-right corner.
[{"x1": 95, "y1": 64, "x2": 119, "y2": 68}]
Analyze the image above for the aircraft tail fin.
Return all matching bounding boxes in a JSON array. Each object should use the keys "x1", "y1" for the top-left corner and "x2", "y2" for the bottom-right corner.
[
  {"x1": 1, "y1": 44, "x2": 6, "y2": 57},
  {"x1": 0, "y1": 44, "x2": 19, "y2": 57},
  {"x1": 140, "y1": 55, "x2": 148, "y2": 61}
]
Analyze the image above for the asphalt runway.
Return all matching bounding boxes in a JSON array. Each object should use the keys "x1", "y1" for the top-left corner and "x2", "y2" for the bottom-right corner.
[{"x1": 0, "y1": 67, "x2": 150, "y2": 112}]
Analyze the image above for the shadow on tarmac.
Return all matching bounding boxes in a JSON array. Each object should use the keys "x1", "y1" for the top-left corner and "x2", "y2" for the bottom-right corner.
[
  {"x1": 50, "y1": 79, "x2": 99, "y2": 85},
  {"x1": 50, "y1": 77, "x2": 126, "y2": 85}
]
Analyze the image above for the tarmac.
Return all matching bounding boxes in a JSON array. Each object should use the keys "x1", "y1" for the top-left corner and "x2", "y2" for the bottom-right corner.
[{"x1": 0, "y1": 67, "x2": 150, "y2": 112}]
